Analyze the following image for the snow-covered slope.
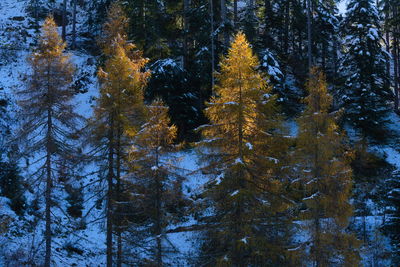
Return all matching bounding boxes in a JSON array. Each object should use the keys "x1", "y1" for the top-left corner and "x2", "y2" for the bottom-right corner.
[
  {"x1": 1, "y1": 0, "x2": 400, "y2": 266},
  {"x1": 0, "y1": 0, "x2": 104, "y2": 265}
]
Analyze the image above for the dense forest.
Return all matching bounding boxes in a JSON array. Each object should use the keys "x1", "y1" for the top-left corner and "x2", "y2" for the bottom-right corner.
[{"x1": 0, "y1": 0, "x2": 400, "y2": 266}]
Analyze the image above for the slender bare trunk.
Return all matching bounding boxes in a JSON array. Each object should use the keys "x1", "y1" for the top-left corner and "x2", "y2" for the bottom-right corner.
[
  {"x1": 62, "y1": 0, "x2": 67, "y2": 41},
  {"x1": 307, "y1": 0, "x2": 313, "y2": 70},
  {"x1": 284, "y1": 0, "x2": 289, "y2": 56},
  {"x1": 393, "y1": 37, "x2": 399, "y2": 111},
  {"x1": 210, "y1": 0, "x2": 215, "y2": 87},
  {"x1": 393, "y1": 7, "x2": 400, "y2": 112},
  {"x1": 72, "y1": 0, "x2": 77, "y2": 49},
  {"x1": 107, "y1": 114, "x2": 114, "y2": 267},
  {"x1": 315, "y1": 217, "x2": 321, "y2": 267},
  {"x1": 234, "y1": 0, "x2": 238, "y2": 28},
  {"x1": 116, "y1": 126, "x2": 122, "y2": 267},
  {"x1": 221, "y1": 0, "x2": 229, "y2": 47},
  {"x1": 183, "y1": 0, "x2": 190, "y2": 70},
  {"x1": 333, "y1": 37, "x2": 338, "y2": 77},
  {"x1": 155, "y1": 150, "x2": 162, "y2": 266},
  {"x1": 233, "y1": 71, "x2": 244, "y2": 266},
  {"x1": 44, "y1": 108, "x2": 52, "y2": 267},
  {"x1": 34, "y1": 0, "x2": 39, "y2": 30}
]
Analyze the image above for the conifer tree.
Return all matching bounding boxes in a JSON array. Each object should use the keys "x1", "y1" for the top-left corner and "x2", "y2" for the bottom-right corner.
[
  {"x1": 0, "y1": 161, "x2": 26, "y2": 216},
  {"x1": 146, "y1": 59, "x2": 202, "y2": 141},
  {"x1": 124, "y1": 100, "x2": 186, "y2": 266},
  {"x1": 383, "y1": 169, "x2": 400, "y2": 264},
  {"x1": 295, "y1": 68, "x2": 361, "y2": 266},
  {"x1": 197, "y1": 32, "x2": 300, "y2": 266},
  {"x1": 91, "y1": 2, "x2": 150, "y2": 266},
  {"x1": 340, "y1": 0, "x2": 392, "y2": 142},
  {"x1": 379, "y1": 0, "x2": 400, "y2": 112},
  {"x1": 314, "y1": 0, "x2": 340, "y2": 79},
  {"x1": 0, "y1": 92, "x2": 9, "y2": 156},
  {"x1": 17, "y1": 16, "x2": 76, "y2": 267}
]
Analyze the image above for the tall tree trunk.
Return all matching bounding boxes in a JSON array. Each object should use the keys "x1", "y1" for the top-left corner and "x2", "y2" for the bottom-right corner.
[
  {"x1": 116, "y1": 126, "x2": 122, "y2": 267},
  {"x1": 264, "y1": 0, "x2": 272, "y2": 46},
  {"x1": 393, "y1": 37, "x2": 399, "y2": 112},
  {"x1": 107, "y1": 114, "x2": 115, "y2": 267},
  {"x1": 333, "y1": 37, "x2": 338, "y2": 77},
  {"x1": 210, "y1": 0, "x2": 215, "y2": 87},
  {"x1": 155, "y1": 150, "x2": 162, "y2": 266},
  {"x1": 284, "y1": 0, "x2": 290, "y2": 57},
  {"x1": 234, "y1": 0, "x2": 238, "y2": 28},
  {"x1": 315, "y1": 217, "x2": 321, "y2": 267},
  {"x1": 307, "y1": 0, "x2": 313, "y2": 70},
  {"x1": 44, "y1": 108, "x2": 52, "y2": 267},
  {"x1": 34, "y1": 0, "x2": 39, "y2": 31},
  {"x1": 183, "y1": 0, "x2": 190, "y2": 70},
  {"x1": 221, "y1": 0, "x2": 229, "y2": 47},
  {"x1": 233, "y1": 72, "x2": 244, "y2": 266},
  {"x1": 62, "y1": 0, "x2": 67, "y2": 41},
  {"x1": 72, "y1": 0, "x2": 77, "y2": 49},
  {"x1": 393, "y1": 7, "x2": 400, "y2": 112}
]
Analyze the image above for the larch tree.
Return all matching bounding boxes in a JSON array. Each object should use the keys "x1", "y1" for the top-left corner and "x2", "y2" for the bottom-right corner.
[
  {"x1": 91, "y1": 2, "x2": 150, "y2": 266},
  {"x1": 295, "y1": 68, "x2": 361, "y2": 266},
  {"x1": 197, "y1": 32, "x2": 300, "y2": 266},
  {"x1": 124, "y1": 100, "x2": 186, "y2": 266},
  {"x1": 17, "y1": 16, "x2": 76, "y2": 267}
]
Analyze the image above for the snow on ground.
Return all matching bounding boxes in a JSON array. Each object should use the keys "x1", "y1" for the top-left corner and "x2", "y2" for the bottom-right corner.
[
  {"x1": 0, "y1": 0, "x2": 105, "y2": 266},
  {"x1": 1, "y1": 0, "x2": 399, "y2": 265}
]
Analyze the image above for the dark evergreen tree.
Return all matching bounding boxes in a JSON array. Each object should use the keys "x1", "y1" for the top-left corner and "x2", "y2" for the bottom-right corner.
[
  {"x1": 146, "y1": 58, "x2": 202, "y2": 141},
  {"x1": 259, "y1": 48, "x2": 301, "y2": 115},
  {"x1": 0, "y1": 162, "x2": 26, "y2": 216},
  {"x1": 383, "y1": 169, "x2": 400, "y2": 265},
  {"x1": 0, "y1": 91, "x2": 10, "y2": 157},
  {"x1": 347, "y1": 142, "x2": 393, "y2": 262},
  {"x1": 379, "y1": 0, "x2": 400, "y2": 112},
  {"x1": 314, "y1": 0, "x2": 340, "y2": 80},
  {"x1": 340, "y1": 0, "x2": 392, "y2": 142}
]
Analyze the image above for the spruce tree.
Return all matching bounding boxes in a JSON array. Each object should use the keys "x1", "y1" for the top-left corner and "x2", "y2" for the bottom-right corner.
[
  {"x1": 383, "y1": 169, "x2": 400, "y2": 265},
  {"x1": 91, "y1": 2, "x2": 150, "y2": 266},
  {"x1": 314, "y1": 0, "x2": 340, "y2": 79},
  {"x1": 379, "y1": 0, "x2": 400, "y2": 112},
  {"x1": 0, "y1": 162, "x2": 26, "y2": 216},
  {"x1": 146, "y1": 59, "x2": 202, "y2": 141},
  {"x1": 197, "y1": 32, "x2": 300, "y2": 266},
  {"x1": 0, "y1": 92, "x2": 9, "y2": 156},
  {"x1": 295, "y1": 68, "x2": 361, "y2": 266},
  {"x1": 17, "y1": 16, "x2": 76, "y2": 267},
  {"x1": 340, "y1": 0, "x2": 392, "y2": 142}
]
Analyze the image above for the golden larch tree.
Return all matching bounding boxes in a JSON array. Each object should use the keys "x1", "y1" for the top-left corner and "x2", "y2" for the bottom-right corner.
[
  {"x1": 125, "y1": 100, "x2": 186, "y2": 266},
  {"x1": 295, "y1": 68, "x2": 361, "y2": 266},
  {"x1": 18, "y1": 16, "x2": 76, "y2": 267},
  {"x1": 197, "y1": 32, "x2": 300, "y2": 266},
  {"x1": 90, "y1": 2, "x2": 150, "y2": 266}
]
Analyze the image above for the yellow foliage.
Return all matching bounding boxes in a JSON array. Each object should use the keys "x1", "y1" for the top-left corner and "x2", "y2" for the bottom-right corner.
[
  {"x1": 199, "y1": 32, "x2": 299, "y2": 266},
  {"x1": 94, "y1": 2, "x2": 150, "y2": 134},
  {"x1": 29, "y1": 16, "x2": 74, "y2": 88},
  {"x1": 99, "y1": 1, "x2": 130, "y2": 57},
  {"x1": 203, "y1": 32, "x2": 271, "y2": 161},
  {"x1": 297, "y1": 68, "x2": 360, "y2": 266}
]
